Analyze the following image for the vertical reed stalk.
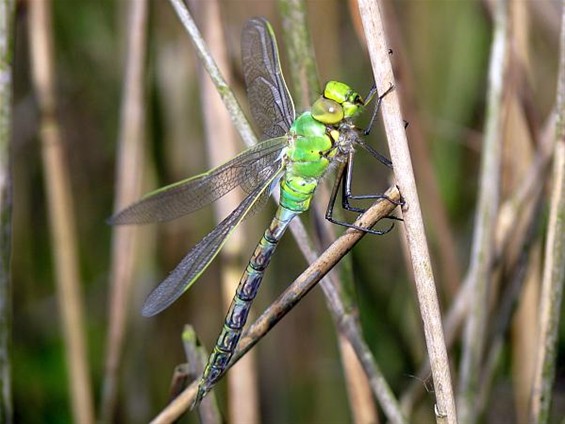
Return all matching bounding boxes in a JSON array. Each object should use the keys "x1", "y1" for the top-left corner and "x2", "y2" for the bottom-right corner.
[
  {"x1": 457, "y1": 0, "x2": 508, "y2": 422},
  {"x1": 377, "y1": 0, "x2": 462, "y2": 299},
  {"x1": 357, "y1": 0, "x2": 457, "y2": 422},
  {"x1": 101, "y1": 0, "x2": 148, "y2": 421},
  {"x1": 28, "y1": 1, "x2": 94, "y2": 422},
  {"x1": 0, "y1": 0, "x2": 14, "y2": 421},
  {"x1": 529, "y1": 2, "x2": 565, "y2": 421},
  {"x1": 189, "y1": 0, "x2": 259, "y2": 422},
  {"x1": 277, "y1": 0, "x2": 320, "y2": 107},
  {"x1": 278, "y1": 2, "x2": 384, "y2": 421}
]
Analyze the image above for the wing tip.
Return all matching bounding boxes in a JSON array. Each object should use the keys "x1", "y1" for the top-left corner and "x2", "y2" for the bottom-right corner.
[
  {"x1": 141, "y1": 301, "x2": 163, "y2": 317},
  {"x1": 141, "y1": 287, "x2": 179, "y2": 317},
  {"x1": 107, "y1": 213, "x2": 122, "y2": 226}
]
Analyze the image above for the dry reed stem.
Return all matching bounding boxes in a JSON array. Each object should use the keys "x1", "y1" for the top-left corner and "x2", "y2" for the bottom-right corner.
[
  {"x1": 478, "y1": 201, "x2": 543, "y2": 414},
  {"x1": 228, "y1": 187, "x2": 405, "y2": 423},
  {"x1": 189, "y1": 0, "x2": 259, "y2": 421},
  {"x1": 279, "y1": 1, "x2": 379, "y2": 420},
  {"x1": 182, "y1": 326, "x2": 222, "y2": 424},
  {"x1": 400, "y1": 119, "x2": 554, "y2": 414},
  {"x1": 529, "y1": 2, "x2": 565, "y2": 421},
  {"x1": 28, "y1": 1, "x2": 94, "y2": 423},
  {"x1": 287, "y1": 213, "x2": 406, "y2": 424},
  {"x1": 101, "y1": 0, "x2": 149, "y2": 421},
  {"x1": 0, "y1": 0, "x2": 14, "y2": 420},
  {"x1": 357, "y1": 1, "x2": 456, "y2": 422},
  {"x1": 378, "y1": 0, "x2": 462, "y2": 300},
  {"x1": 495, "y1": 4, "x2": 537, "y2": 421},
  {"x1": 457, "y1": 0, "x2": 508, "y2": 421},
  {"x1": 168, "y1": 0, "x2": 257, "y2": 148},
  {"x1": 338, "y1": 334, "x2": 379, "y2": 424}
]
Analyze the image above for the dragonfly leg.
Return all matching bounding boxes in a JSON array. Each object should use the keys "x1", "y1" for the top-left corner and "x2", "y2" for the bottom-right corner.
[
  {"x1": 363, "y1": 83, "x2": 395, "y2": 136},
  {"x1": 357, "y1": 139, "x2": 392, "y2": 169},
  {"x1": 325, "y1": 157, "x2": 396, "y2": 235},
  {"x1": 363, "y1": 84, "x2": 378, "y2": 105},
  {"x1": 343, "y1": 151, "x2": 403, "y2": 210}
]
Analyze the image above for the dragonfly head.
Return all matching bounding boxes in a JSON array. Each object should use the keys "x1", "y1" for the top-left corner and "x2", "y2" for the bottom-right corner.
[
  {"x1": 323, "y1": 81, "x2": 364, "y2": 119},
  {"x1": 311, "y1": 81, "x2": 363, "y2": 125}
]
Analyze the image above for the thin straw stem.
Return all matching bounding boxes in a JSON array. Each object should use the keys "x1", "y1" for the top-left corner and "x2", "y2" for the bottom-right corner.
[
  {"x1": 188, "y1": 0, "x2": 259, "y2": 421},
  {"x1": 28, "y1": 1, "x2": 94, "y2": 423},
  {"x1": 378, "y1": 0, "x2": 462, "y2": 299},
  {"x1": 278, "y1": 1, "x2": 380, "y2": 421},
  {"x1": 101, "y1": 0, "x2": 149, "y2": 420},
  {"x1": 457, "y1": 0, "x2": 508, "y2": 421},
  {"x1": 400, "y1": 125, "x2": 554, "y2": 413},
  {"x1": 357, "y1": 1, "x2": 457, "y2": 422},
  {"x1": 168, "y1": 0, "x2": 257, "y2": 148},
  {"x1": 277, "y1": 0, "x2": 320, "y2": 107},
  {"x1": 529, "y1": 1, "x2": 565, "y2": 421},
  {"x1": 0, "y1": 0, "x2": 14, "y2": 421},
  {"x1": 224, "y1": 190, "x2": 404, "y2": 423}
]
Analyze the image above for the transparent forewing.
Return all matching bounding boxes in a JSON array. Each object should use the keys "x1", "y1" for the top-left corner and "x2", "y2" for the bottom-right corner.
[
  {"x1": 240, "y1": 148, "x2": 284, "y2": 194},
  {"x1": 141, "y1": 166, "x2": 284, "y2": 316},
  {"x1": 242, "y1": 17, "x2": 295, "y2": 139},
  {"x1": 110, "y1": 137, "x2": 287, "y2": 224},
  {"x1": 246, "y1": 175, "x2": 280, "y2": 217}
]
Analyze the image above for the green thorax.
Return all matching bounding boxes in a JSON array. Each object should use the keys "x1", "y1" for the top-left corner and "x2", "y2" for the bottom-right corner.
[{"x1": 279, "y1": 80, "x2": 364, "y2": 212}]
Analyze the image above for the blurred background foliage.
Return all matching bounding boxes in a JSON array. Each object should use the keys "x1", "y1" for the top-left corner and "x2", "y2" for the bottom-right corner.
[{"x1": 9, "y1": 0, "x2": 564, "y2": 422}]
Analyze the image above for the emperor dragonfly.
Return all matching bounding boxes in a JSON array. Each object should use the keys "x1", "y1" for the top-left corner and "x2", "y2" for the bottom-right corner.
[{"x1": 111, "y1": 17, "x2": 393, "y2": 403}]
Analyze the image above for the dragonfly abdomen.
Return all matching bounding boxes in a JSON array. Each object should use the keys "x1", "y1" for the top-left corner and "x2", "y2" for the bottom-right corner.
[{"x1": 198, "y1": 206, "x2": 297, "y2": 399}]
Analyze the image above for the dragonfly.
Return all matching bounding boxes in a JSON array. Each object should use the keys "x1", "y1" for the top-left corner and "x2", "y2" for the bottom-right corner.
[{"x1": 110, "y1": 17, "x2": 394, "y2": 403}]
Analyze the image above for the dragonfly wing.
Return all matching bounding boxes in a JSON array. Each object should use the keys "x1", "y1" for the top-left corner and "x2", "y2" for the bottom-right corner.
[
  {"x1": 245, "y1": 173, "x2": 280, "y2": 217},
  {"x1": 110, "y1": 137, "x2": 287, "y2": 224},
  {"x1": 141, "y1": 166, "x2": 284, "y2": 316},
  {"x1": 242, "y1": 17, "x2": 295, "y2": 139}
]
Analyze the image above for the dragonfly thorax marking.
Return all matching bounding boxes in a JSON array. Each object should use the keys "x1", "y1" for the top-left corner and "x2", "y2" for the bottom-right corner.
[
  {"x1": 280, "y1": 81, "x2": 364, "y2": 213},
  {"x1": 336, "y1": 121, "x2": 361, "y2": 156},
  {"x1": 281, "y1": 112, "x2": 334, "y2": 212}
]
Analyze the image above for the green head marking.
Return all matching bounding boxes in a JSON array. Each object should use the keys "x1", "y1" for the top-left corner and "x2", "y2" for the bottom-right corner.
[
  {"x1": 324, "y1": 81, "x2": 363, "y2": 119},
  {"x1": 311, "y1": 81, "x2": 363, "y2": 124}
]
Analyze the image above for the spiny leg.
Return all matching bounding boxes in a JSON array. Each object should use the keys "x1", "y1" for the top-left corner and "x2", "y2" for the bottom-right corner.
[
  {"x1": 364, "y1": 83, "x2": 395, "y2": 137},
  {"x1": 346, "y1": 142, "x2": 404, "y2": 211},
  {"x1": 357, "y1": 139, "x2": 392, "y2": 169},
  {"x1": 341, "y1": 148, "x2": 403, "y2": 210},
  {"x1": 325, "y1": 157, "x2": 393, "y2": 235},
  {"x1": 363, "y1": 84, "x2": 378, "y2": 106}
]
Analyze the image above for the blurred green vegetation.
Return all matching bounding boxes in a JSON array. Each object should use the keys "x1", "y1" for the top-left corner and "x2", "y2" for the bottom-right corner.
[{"x1": 10, "y1": 0, "x2": 564, "y2": 423}]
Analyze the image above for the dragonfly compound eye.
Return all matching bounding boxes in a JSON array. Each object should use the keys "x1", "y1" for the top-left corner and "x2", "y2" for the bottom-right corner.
[{"x1": 311, "y1": 98, "x2": 344, "y2": 124}]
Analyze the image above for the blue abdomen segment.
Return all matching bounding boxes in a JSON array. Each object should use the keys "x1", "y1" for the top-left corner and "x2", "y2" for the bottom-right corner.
[{"x1": 198, "y1": 206, "x2": 297, "y2": 396}]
